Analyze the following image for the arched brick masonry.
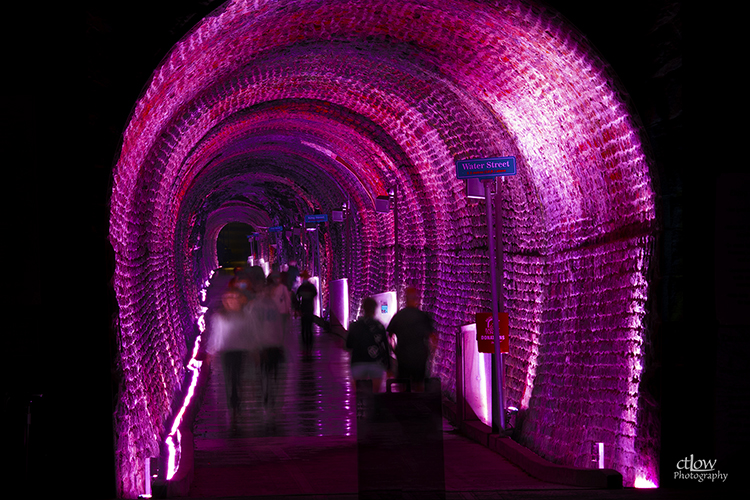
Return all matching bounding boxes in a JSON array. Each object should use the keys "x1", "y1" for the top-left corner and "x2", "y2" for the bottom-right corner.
[{"x1": 109, "y1": 0, "x2": 659, "y2": 496}]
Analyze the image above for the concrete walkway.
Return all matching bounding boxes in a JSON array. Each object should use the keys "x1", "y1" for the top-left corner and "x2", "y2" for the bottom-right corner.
[{"x1": 182, "y1": 269, "x2": 706, "y2": 499}]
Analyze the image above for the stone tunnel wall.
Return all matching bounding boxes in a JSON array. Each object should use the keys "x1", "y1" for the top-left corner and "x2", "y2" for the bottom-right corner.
[{"x1": 109, "y1": 0, "x2": 659, "y2": 496}]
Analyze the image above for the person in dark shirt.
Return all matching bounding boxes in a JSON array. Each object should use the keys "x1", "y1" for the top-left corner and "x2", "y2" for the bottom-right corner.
[
  {"x1": 295, "y1": 270, "x2": 317, "y2": 355},
  {"x1": 387, "y1": 286, "x2": 436, "y2": 391},
  {"x1": 286, "y1": 261, "x2": 300, "y2": 292},
  {"x1": 346, "y1": 297, "x2": 390, "y2": 392}
]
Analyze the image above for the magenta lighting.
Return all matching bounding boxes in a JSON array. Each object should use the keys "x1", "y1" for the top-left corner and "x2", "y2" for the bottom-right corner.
[
  {"x1": 166, "y1": 273, "x2": 212, "y2": 484},
  {"x1": 109, "y1": 1, "x2": 659, "y2": 495}
]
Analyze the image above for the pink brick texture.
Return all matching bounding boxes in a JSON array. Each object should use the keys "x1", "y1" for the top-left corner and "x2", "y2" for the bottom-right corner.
[{"x1": 109, "y1": 1, "x2": 659, "y2": 496}]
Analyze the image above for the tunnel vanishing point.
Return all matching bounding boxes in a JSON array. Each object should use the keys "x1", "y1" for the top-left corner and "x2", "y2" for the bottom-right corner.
[{"x1": 108, "y1": 1, "x2": 659, "y2": 496}]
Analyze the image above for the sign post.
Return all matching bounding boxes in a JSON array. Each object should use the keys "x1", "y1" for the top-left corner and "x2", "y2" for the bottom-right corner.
[
  {"x1": 456, "y1": 156, "x2": 516, "y2": 433},
  {"x1": 455, "y1": 156, "x2": 516, "y2": 180},
  {"x1": 476, "y1": 312, "x2": 509, "y2": 354},
  {"x1": 304, "y1": 214, "x2": 329, "y2": 224}
]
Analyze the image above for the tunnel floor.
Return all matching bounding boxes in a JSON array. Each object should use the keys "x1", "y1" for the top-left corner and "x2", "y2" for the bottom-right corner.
[{"x1": 186, "y1": 270, "x2": 669, "y2": 499}]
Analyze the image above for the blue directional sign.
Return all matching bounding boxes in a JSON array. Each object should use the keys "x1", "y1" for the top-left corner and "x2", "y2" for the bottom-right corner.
[
  {"x1": 455, "y1": 156, "x2": 517, "y2": 180},
  {"x1": 305, "y1": 214, "x2": 329, "y2": 224},
  {"x1": 268, "y1": 225, "x2": 284, "y2": 233}
]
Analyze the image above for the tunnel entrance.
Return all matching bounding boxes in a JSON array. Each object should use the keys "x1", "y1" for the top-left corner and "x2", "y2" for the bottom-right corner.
[{"x1": 216, "y1": 222, "x2": 254, "y2": 268}]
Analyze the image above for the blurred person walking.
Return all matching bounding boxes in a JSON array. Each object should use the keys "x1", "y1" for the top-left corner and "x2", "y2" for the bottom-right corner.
[
  {"x1": 228, "y1": 267, "x2": 253, "y2": 302},
  {"x1": 249, "y1": 281, "x2": 286, "y2": 409},
  {"x1": 205, "y1": 288, "x2": 254, "y2": 420},
  {"x1": 286, "y1": 260, "x2": 300, "y2": 292},
  {"x1": 245, "y1": 265, "x2": 267, "y2": 299},
  {"x1": 346, "y1": 297, "x2": 390, "y2": 393},
  {"x1": 268, "y1": 271, "x2": 292, "y2": 340},
  {"x1": 386, "y1": 286, "x2": 437, "y2": 392}
]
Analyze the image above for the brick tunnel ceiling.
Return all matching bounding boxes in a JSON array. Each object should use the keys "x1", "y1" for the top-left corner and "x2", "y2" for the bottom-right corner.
[{"x1": 109, "y1": 0, "x2": 658, "y2": 496}]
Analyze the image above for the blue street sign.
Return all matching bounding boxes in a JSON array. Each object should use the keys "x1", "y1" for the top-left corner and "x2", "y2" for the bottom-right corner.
[
  {"x1": 305, "y1": 214, "x2": 329, "y2": 224},
  {"x1": 455, "y1": 156, "x2": 517, "y2": 180},
  {"x1": 268, "y1": 225, "x2": 284, "y2": 233}
]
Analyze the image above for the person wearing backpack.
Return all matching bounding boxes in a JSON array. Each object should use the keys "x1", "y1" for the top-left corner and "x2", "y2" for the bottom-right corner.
[{"x1": 346, "y1": 297, "x2": 391, "y2": 393}]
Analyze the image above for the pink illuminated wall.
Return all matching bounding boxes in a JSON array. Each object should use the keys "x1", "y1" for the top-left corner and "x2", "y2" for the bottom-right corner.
[{"x1": 109, "y1": 0, "x2": 659, "y2": 496}]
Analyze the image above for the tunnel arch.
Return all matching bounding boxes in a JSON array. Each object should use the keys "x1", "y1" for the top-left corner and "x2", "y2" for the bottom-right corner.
[
  {"x1": 214, "y1": 220, "x2": 254, "y2": 266},
  {"x1": 109, "y1": 0, "x2": 659, "y2": 496}
]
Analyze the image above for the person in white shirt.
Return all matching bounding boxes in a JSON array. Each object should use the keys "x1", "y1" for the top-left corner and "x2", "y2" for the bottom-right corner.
[{"x1": 205, "y1": 288, "x2": 254, "y2": 419}]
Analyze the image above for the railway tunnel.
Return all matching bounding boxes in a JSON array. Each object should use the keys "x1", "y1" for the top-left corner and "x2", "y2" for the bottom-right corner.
[{"x1": 106, "y1": 0, "x2": 662, "y2": 496}]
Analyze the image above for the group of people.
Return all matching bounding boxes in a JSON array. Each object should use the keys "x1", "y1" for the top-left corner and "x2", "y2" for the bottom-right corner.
[
  {"x1": 346, "y1": 286, "x2": 437, "y2": 393},
  {"x1": 205, "y1": 262, "x2": 436, "y2": 421},
  {"x1": 204, "y1": 265, "x2": 299, "y2": 418}
]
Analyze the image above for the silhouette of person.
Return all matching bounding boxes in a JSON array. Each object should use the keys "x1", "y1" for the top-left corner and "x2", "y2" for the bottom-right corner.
[
  {"x1": 286, "y1": 260, "x2": 300, "y2": 292},
  {"x1": 296, "y1": 270, "x2": 317, "y2": 355},
  {"x1": 386, "y1": 286, "x2": 437, "y2": 391},
  {"x1": 346, "y1": 297, "x2": 390, "y2": 393}
]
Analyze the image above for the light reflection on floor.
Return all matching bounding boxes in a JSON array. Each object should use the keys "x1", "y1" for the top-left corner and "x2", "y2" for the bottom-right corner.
[
  {"x1": 193, "y1": 320, "x2": 355, "y2": 441},
  {"x1": 188, "y1": 270, "x2": 601, "y2": 498}
]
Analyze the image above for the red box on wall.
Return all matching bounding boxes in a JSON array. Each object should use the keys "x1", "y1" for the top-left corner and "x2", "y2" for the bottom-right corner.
[{"x1": 476, "y1": 312, "x2": 509, "y2": 353}]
